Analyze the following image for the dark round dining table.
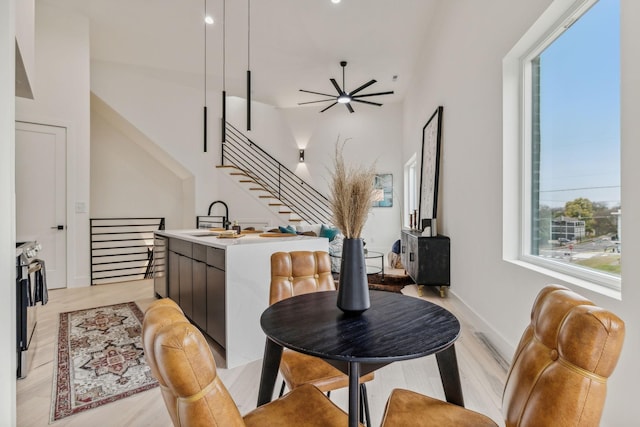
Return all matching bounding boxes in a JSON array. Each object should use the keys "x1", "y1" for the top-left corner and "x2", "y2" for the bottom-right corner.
[{"x1": 257, "y1": 290, "x2": 464, "y2": 427}]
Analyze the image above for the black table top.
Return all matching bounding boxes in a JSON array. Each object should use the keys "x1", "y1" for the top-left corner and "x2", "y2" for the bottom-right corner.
[{"x1": 260, "y1": 290, "x2": 460, "y2": 364}]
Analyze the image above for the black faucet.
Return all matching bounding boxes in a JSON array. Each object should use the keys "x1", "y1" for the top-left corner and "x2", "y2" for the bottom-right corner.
[{"x1": 208, "y1": 200, "x2": 231, "y2": 230}]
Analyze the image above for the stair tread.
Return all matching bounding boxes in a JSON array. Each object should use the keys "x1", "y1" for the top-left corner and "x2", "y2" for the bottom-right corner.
[{"x1": 217, "y1": 151, "x2": 326, "y2": 226}]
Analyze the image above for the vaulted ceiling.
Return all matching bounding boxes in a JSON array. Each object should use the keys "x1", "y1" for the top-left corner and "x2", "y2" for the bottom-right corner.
[{"x1": 43, "y1": 0, "x2": 438, "y2": 109}]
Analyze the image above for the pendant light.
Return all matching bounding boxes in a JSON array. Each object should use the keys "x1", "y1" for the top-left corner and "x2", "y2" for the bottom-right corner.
[{"x1": 246, "y1": 0, "x2": 251, "y2": 131}]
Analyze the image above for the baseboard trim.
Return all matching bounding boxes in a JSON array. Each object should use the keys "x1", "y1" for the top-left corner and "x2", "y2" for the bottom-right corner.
[{"x1": 447, "y1": 289, "x2": 515, "y2": 367}]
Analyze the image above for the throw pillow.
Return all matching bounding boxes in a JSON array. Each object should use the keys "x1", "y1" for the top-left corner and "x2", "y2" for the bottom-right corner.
[
  {"x1": 296, "y1": 224, "x2": 322, "y2": 236},
  {"x1": 319, "y1": 224, "x2": 340, "y2": 241},
  {"x1": 328, "y1": 234, "x2": 344, "y2": 273},
  {"x1": 278, "y1": 225, "x2": 297, "y2": 234}
]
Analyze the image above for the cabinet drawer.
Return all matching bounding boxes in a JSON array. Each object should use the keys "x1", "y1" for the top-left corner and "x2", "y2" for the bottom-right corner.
[
  {"x1": 207, "y1": 247, "x2": 225, "y2": 270},
  {"x1": 169, "y1": 238, "x2": 192, "y2": 257},
  {"x1": 193, "y1": 243, "x2": 207, "y2": 262}
]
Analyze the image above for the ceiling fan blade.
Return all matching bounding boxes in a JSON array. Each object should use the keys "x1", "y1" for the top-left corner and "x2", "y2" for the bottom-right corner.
[
  {"x1": 330, "y1": 78, "x2": 343, "y2": 95},
  {"x1": 351, "y1": 98, "x2": 383, "y2": 106},
  {"x1": 346, "y1": 103, "x2": 355, "y2": 113},
  {"x1": 352, "y1": 90, "x2": 395, "y2": 98},
  {"x1": 320, "y1": 102, "x2": 338, "y2": 112},
  {"x1": 299, "y1": 89, "x2": 337, "y2": 97},
  {"x1": 349, "y1": 79, "x2": 376, "y2": 96},
  {"x1": 298, "y1": 99, "x2": 336, "y2": 105}
]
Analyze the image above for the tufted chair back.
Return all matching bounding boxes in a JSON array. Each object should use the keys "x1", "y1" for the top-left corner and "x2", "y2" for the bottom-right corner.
[
  {"x1": 502, "y1": 284, "x2": 625, "y2": 426},
  {"x1": 270, "y1": 251, "x2": 335, "y2": 305},
  {"x1": 143, "y1": 299, "x2": 245, "y2": 427},
  {"x1": 142, "y1": 299, "x2": 188, "y2": 426}
]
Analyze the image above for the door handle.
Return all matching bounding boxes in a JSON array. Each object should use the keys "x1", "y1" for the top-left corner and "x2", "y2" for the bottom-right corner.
[{"x1": 51, "y1": 225, "x2": 64, "y2": 230}]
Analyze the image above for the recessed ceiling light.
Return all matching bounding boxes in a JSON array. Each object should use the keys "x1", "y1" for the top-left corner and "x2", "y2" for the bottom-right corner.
[{"x1": 205, "y1": 15, "x2": 214, "y2": 25}]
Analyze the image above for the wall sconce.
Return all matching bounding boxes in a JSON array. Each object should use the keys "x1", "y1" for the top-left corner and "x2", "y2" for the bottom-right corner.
[{"x1": 299, "y1": 149, "x2": 305, "y2": 162}]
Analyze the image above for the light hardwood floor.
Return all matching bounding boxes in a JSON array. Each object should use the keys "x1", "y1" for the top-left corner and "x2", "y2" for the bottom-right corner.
[{"x1": 17, "y1": 279, "x2": 508, "y2": 426}]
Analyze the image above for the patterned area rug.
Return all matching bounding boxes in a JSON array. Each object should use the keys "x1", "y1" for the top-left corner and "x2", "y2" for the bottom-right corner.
[
  {"x1": 51, "y1": 302, "x2": 158, "y2": 422},
  {"x1": 333, "y1": 272, "x2": 415, "y2": 293},
  {"x1": 367, "y1": 272, "x2": 415, "y2": 293}
]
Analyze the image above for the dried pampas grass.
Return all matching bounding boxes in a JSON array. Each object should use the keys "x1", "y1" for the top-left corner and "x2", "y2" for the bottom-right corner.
[{"x1": 329, "y1": 138, "x2": 376, "y2": 239}]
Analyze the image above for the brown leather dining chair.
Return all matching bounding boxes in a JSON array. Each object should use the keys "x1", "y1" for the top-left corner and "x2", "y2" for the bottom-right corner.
[
  {"x1": 270, "y1": 250, "x2": 375, "y2": 426},
  {"x1": 142, "y1": 298, "x2": 358, "y2": 427},
  {"x1": 379, "y1": 284, "x2": 626, "y2": 427}
]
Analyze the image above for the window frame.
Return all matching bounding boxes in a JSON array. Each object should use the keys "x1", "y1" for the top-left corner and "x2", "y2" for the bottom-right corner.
[
  {"x1": 404, "y1": 153, "x2": 418, "y2": 228},
  {"x1": 503, "y1": 0, "x2": 621, "y2": 298}
]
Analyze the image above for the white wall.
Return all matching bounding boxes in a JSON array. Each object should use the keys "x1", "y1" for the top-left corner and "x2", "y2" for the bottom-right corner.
[
  {"x1": 90, "y1": 60, "x2": 221, "y2": 221},
  {"x1": 90, "y1": 111, "x2": 186, "y2": 228},
  {"x1": 15, "y1": 2, "x2": 90, "y2": 288},
  {"x1": 402, "y1": 0, "x2": 639, "y2": 424},
  {"x1": 283, "y1": 104, "x2": 404, "y2": 254},
  {"x1": 1, "y1": 0, "x2": 17, "y2": 423},
  {"x1": 15, "y1": 0, "x2": 34, "y2": 96}
]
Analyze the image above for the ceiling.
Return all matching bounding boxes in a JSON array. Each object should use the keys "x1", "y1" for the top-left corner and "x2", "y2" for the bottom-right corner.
[{"x1": 43, "y1": 0, "x2": 438, "y2": 109}]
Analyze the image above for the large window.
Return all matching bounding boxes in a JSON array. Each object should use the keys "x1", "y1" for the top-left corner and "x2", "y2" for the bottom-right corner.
[{"x1": 504, "y1": 0, "x2": 620, "y2": 292}]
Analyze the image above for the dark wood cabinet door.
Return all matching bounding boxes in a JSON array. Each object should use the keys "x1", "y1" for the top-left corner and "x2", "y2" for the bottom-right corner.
[
  {"x1": 206, "y1": 265, "x2": 226, "y2": 348},
  {"x1": 168, "y1": 251, "x2": 180, "y2": 303},
  {"x1": 192, "y1": 259, "x2": 207, "y2": 327},
  {"x1": 179, "y1": 255, "x2": 193, "y2": 318}
]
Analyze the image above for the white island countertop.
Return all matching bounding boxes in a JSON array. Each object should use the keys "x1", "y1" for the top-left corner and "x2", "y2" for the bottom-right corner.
[{"x1": 156, "y1": 229, "x2": 324, "y2": 249}]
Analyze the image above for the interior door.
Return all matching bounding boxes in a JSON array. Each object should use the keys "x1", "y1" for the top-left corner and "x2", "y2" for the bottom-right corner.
[{"x1": 15, "y1": 121, "x2": 67, "y2": 289}]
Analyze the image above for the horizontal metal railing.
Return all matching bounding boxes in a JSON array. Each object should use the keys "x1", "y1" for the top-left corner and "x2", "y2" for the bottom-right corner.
[
  {"x1": 222, "y1": 122, "x2": 332, "y2": 225},
  {"x1": 90, "y1": 217, "x2": 165, "y2": 285}
]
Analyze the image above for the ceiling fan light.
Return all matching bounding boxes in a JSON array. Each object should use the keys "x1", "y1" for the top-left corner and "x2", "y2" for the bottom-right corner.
[
  {"x1": 204, "y1": 15, "x2": 214, "y2": 25},
  {"x1": 337, "y1": 94, "x2": 351, "y2": 104}
]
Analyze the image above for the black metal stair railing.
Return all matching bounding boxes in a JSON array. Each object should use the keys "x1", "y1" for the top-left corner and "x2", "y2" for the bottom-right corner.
[
  {"x1": 90, "y1": 217, "x2": 165, "y2": 285},
  {"x1": 222, "y1": 122, "x2": 333, "y2": 225}
]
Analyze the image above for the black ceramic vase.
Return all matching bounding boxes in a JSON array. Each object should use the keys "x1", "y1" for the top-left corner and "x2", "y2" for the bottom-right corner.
[{"x1": 337, "y1": 238, "x2": 370, "y2": 315}]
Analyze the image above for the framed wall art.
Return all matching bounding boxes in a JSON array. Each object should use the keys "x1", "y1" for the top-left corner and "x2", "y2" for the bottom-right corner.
[
  {"x1": 372, "y1": 173, "x2": 393, "y2": 207},
  {"x1": 419, "y1": 106, "x2": 443, "y2": 227}
]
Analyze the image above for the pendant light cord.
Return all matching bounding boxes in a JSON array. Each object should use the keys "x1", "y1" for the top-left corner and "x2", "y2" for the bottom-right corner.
[
  {"x1": 247, "y1": 0, "x2": 251, "y2": 69},
  {"x1": 223, "y1": 0, "x2": 226, "y2": 91},
  {"x1": 203, "y1": 0, "x2": 208, "y2": 152},
  {"x1": 246, "y1": 0, "x2": 251, "y2": 131},
  {"x1": 204, "y1": 0, "x2": 207, "y2": 106}
]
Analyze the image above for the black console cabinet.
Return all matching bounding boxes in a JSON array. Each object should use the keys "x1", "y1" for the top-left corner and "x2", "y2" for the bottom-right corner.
[{"x1": 401, "y1": 230, "x2": 450, "y2": 297}]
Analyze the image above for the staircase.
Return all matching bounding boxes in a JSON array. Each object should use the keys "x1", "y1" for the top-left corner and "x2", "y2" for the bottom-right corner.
[{"x1": 217, "y1": 123, "x2": 332, "y2": 226}]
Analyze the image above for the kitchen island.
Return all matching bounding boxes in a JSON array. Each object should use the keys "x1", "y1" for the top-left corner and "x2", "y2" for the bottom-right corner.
[{"x1": 154, "y1": 229, "x2": 328, "y2": 368}]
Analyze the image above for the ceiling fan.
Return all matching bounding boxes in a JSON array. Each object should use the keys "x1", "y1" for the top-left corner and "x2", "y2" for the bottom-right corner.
[{"x1": 298, "y1": 61, "x2": 394, "y2": 113}]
